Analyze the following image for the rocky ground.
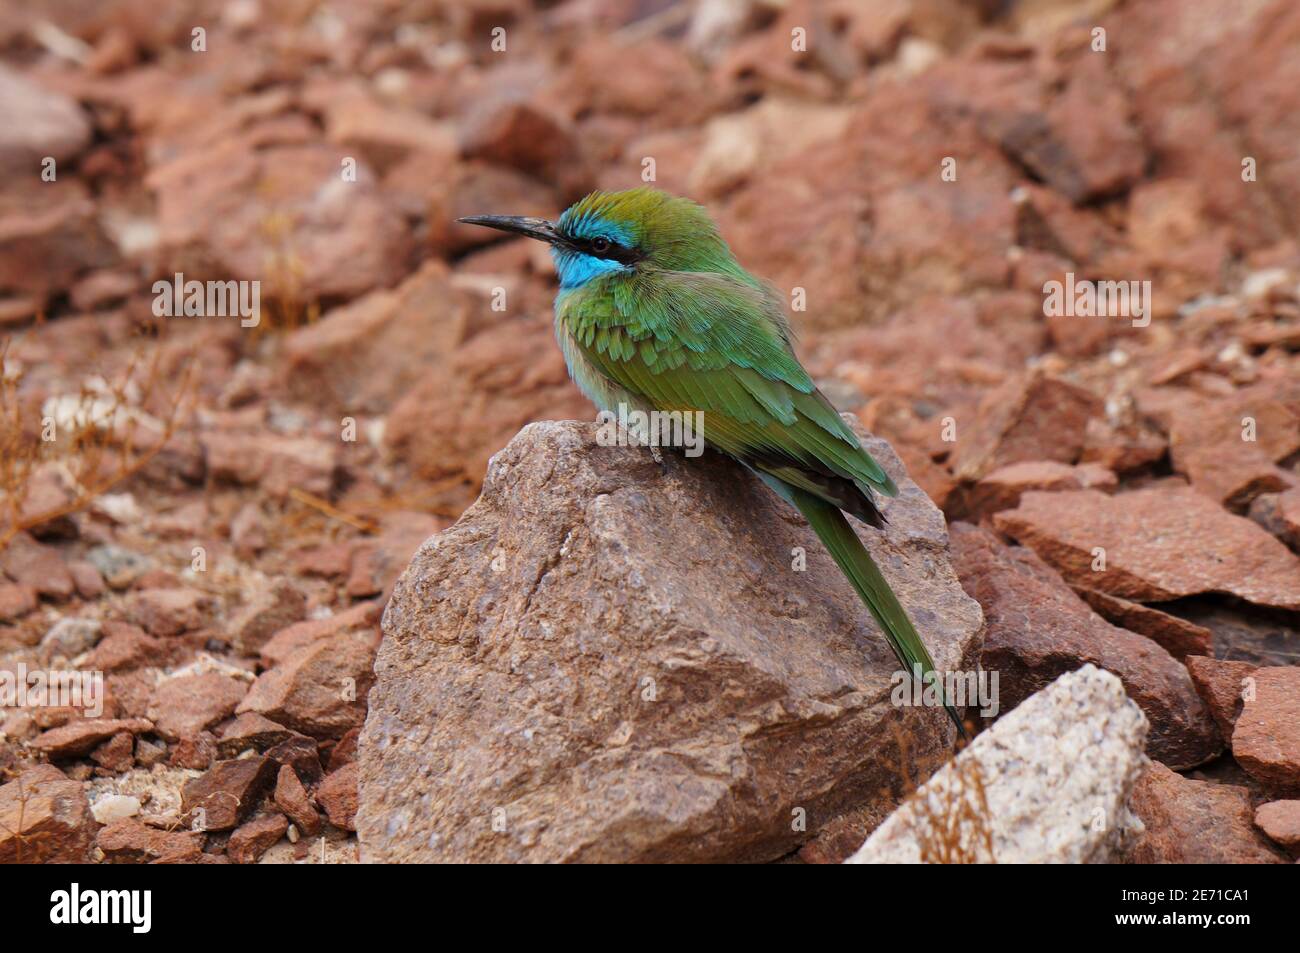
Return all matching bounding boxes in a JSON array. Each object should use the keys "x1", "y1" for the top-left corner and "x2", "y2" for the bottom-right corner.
[{"x1": 1, "y1": 0, "x2": 1299, "y2": 863}]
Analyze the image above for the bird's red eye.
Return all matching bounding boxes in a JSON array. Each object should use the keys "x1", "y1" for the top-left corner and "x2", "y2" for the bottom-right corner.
[{"x1": 591, "y1": 237, "x2": 611, "y2": 253}]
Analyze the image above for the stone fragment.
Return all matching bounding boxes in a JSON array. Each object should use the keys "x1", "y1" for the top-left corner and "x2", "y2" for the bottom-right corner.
[
  {"x1": 215, "y1": 712, "x2": 295, "y2": 758},
  {"x1": 147, "y1": 673, "x2": 248, "y2": 742},
  {"x1": 273, "y1": 764, "x2": 322, "y2": 837},
  {"x1": 181, "y1": 756, "x2": 277, "y2": 832},
  {"x1": 951, "y1": 371, "x2": 1101, "y2": 482},
  {"x1": 31, "y1": 718, "x2": 153, "y2": 760},
  {"x1": 1073, "y1": 588, "x2": 1213, "y2": 661},
  {"x1": 127, "y1": 588, "x2": 213, "y2": 637},
  {"x1": 237, "y1": 629, "x2": 378, "y2": 739},
  {"x1": 359, "y1": 419, "x2": 982, "y2": 862},
  {"x1": 97, "y1": 818, "x2": 203, "y2": 864},
  {"x1": 227, "y1": 812, "x2": 289, "y2": 864},
  {"x1": 1232, "y1": 666, "x2": 1300, "y2": 795},
  {"x1": 1125, "y1": 762, "x2": 1285, "y2": 864},
  {"x1": 90, "y1": 794, "x2": 141, "y2": 824},
  {"x1": 848, "y1": 666, "x2": 1147, "y2": 863},
  {"x1": 0, "y1": 764, "x2": 94, "y2": 863},
  {"x1": 228, "y1": 580, "x2": 307, "y2": 656},
  {"x1": 1254, "y1": 800, "x2": 1300, "y2": 851},
  {"x1": 316, "y1": 763, "x2": 358, "y2": 832},
  {"x1": 994, "y1": 487, "x2": 1300, "y2": 611},
  {"x1": 1185, "y1": 656, "x2": 1258, "y2": 742},
  {"x1": 949, "y1": 523, "x2": 1219, "y2": 769},
  {"x1": 963, "y1": 459, "x2": 1115, "y2": 520}
]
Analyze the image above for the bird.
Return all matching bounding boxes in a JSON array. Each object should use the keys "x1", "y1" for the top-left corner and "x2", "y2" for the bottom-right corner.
[{"x1": 459, "y1": 187, "x2": 966, "y2": 739}]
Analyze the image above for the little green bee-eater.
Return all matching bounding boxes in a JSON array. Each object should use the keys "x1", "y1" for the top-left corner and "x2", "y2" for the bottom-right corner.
[{"x1": 460, "y1": 187, "x2": 965, "y2": 738}]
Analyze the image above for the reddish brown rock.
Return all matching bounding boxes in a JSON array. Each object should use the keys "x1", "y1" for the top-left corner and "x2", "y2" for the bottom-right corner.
[
  {"x1": 0, "y1": 765, "x2": 94, "y2": 863},
  {"x1": 1254, "y1": 800, "x2": 1300, "y2": 851},
  {"x1": 1125, "y1": 762, "x2": 1285, "y2": 864},
  {"x1": 460, "y1": 100, "x2": 578, "y2": 183},
  {"x1": 0, "y1": 180, "x2": 116, "y2": 300},
  {"x1": 1073, "y1": 588, "x2": 1213, "y2": 661},
  {"x1": 67, "y1": 560, "x2": 106, "y2": 599},
  {"x1": 360, "y1": 420, "x2": 979, "y2": 863},
  {"x1": 2, "y1": 533, "x2": 74, "y2": 600},
  {"x1": 951, "y1": 371, "x2": 1102, "y2": 482},
  {"x1": 168, "y1": 731, "x2": 217, "y2": 771},
  {"x1": 132, "y1": 569, "x2": 182, "y2": 591},
  {"x1": 273, "y1": 763, "x2": 322, "y2": 837},
  {"x1": 0, "y1": 582, "x2": 37, "y2": 621},
  {"x1": 68, "y1": 269, "x2": 137, "y2": 312},
  {"x1": 147, "y1": 673, "x2": 248, "y2": 742},
  {"x1": 380, "y1": 313, "x2": 591, "y2": 492},
  {"x1": 229, "y1": 580, "x2": 306, "y2": 655},
  {"x1": 290, "y1": 542, "x2": 354, "y2": 579},
  {"x1": 90, "y1": 732, "x2": 134, "y2": 773},
  {"x1": 11, "y1": 465, "x2": 78, "y2": 540},
  {"x1": 427, "y1": 162, "x2": 560, "y2": 256},
  {"x1": 267, "y1": 735, "x2": 324, "y2": 786},
  {"x1": 1167, "y1": 390, "x2": 1300, "y2": 509},
  {"x1": 1114, "y1": 0, "x2": 1300, "y2": 251},
  {"x1": 85, "y1": 623, "x2": 172, "y2": 672},
  {"x1": 181, "y1": 756, "x2": 278, "y2": 832},
  {"x1": 316, "y1": 762, "x2": 358, "y2": 832},
  {"x1": 127, "y1": 588, "x2": 213, "y2": 637},
  {"x1": 237, "y1": 629, "x2": 378, "y2": 739},
  {"x1": 281, "y1": 262, "x2": 466, "y2": 414},
  {"x1": 30, "y1": 718, "x2": 153, "y2": 760},
  {"x1": 1232, "y1": 666, "x2": 1300, "y2": 795},
  {"x1": 1185, "y1": 656, "x2": 1258, "y2": 742},
  {"x1": 326, "y1": 726, "x2": 360, "y2": 771},
  {"x1": 258, "y1": 600, "x2": 381, "y2": 668},
  {"x1": 97, "y1": 819, "x2": 204, "y2": 864},
  {"x1": 994, "y1": 54, "x2": 1146, "y2": 204},
  {"x1": 994, "y1": 487, "x2": 1300, "y2": 611},
  {"x1": 949, "y1": 523, "x2": 1219, "y2": 769},
  {"x1": 229, "y1": 503, "x2": 268, "y2": 557},
  {"x1": 308, "y1": 80, "x2": 455, "y2": 175},
  {"x1": 147, "y1": 138, "x2": 411, "y2": 303},
  {"x1": 216, "y1": 712, "x2": 295, "y2": 758},
  {"x1": 1080, "y1": 417, "x2": 1168, "y2": 474},
  {"x1": 133, "y1": 737, "x2": 167, "y2": 768},
  {"x1": 201, "y1": 431, "x2": 336, "y2": 500},
  {"x1": 227, "y1": 812, "x2": 289, "y2": 864},
  {"x1": 1278, "y1": 487, "x2": 1300, "y2": 546},
  {"x1": 1127, "y1": 179, "x2": 1232, "y2": 309},
  {"x1": 963, "y1": 460, "x2": 1116, "y2": 520}
]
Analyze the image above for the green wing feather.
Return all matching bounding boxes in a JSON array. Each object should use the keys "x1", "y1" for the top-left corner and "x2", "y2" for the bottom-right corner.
[{"x1": 565, "y1": 270, "x2": 898, "y2": 508}]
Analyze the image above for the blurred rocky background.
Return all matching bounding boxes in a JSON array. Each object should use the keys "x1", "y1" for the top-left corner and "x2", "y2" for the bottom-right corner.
[{"x1": 0, "y1": 0, "x2": 1298, "y2": 864}]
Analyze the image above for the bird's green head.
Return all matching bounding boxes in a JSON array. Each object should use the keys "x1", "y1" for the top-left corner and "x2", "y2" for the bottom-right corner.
[{"x1": 458, "y1": 187, "x2": 737, "y2": 289}]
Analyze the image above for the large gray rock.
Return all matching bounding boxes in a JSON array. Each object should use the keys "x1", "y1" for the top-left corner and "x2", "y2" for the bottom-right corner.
[
  {"x1": 358, "y1": 418, "x2": 983, "y2": 863},
  {"x1": 847, "y1": 665, "x2": 1148, "y2": 864}
]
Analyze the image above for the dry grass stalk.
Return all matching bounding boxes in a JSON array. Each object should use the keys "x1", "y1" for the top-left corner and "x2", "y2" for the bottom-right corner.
[{"x1": 0, "y1": 336, "x2": 196, "y2": 551}]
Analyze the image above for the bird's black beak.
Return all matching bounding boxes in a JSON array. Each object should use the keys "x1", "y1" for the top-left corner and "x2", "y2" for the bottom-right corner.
[{"x1": 456, "y1": 215, "x2": 567, "y2": 246}]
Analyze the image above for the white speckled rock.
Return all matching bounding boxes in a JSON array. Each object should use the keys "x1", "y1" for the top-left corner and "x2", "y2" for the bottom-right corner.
[
  {"x1": 91, "y1": 794, "x2": 141, "y2": 825},
  {"x1": 847, "y1": 665, "x2": 1148, "y2": 864}
]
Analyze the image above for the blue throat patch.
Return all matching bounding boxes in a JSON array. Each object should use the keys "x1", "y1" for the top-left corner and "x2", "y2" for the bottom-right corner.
[{"x1": 552, "y1": 248, "x2": 629, "y2": 288}]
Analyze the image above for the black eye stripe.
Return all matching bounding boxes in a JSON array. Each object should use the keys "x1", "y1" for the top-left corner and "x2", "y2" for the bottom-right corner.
[{"x1": 563, "y1": 233, "x2": 642, "y2": 265}]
